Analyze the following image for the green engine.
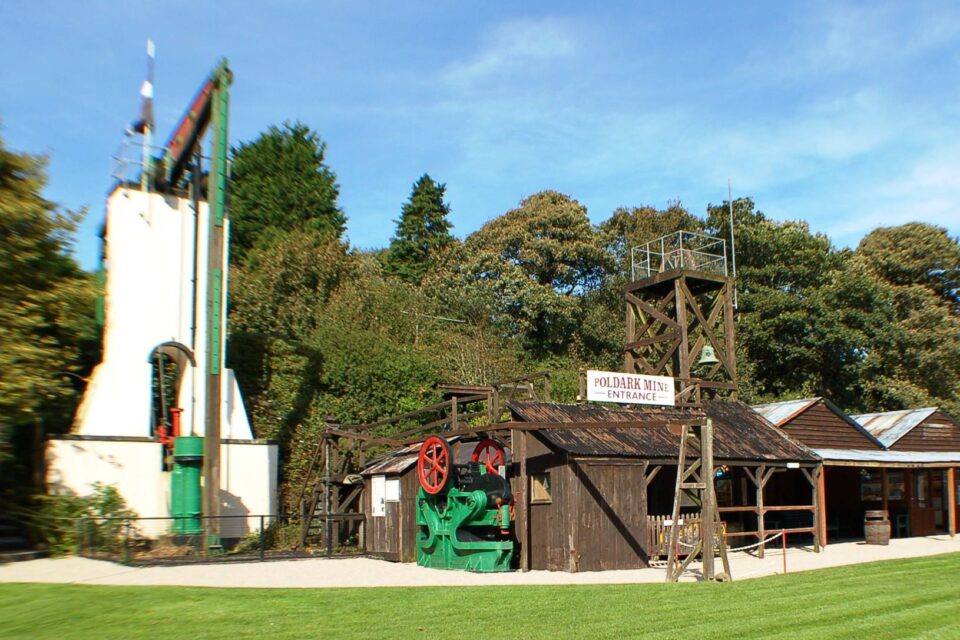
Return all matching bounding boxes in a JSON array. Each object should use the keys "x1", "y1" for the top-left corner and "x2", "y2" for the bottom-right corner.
[{"x1": 415, "y1": 436, "x2": 515, "y2": 572}]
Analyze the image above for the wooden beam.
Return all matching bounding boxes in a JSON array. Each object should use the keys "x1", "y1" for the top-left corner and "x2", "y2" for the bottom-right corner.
[
  {"x1": 948, "y1": 467, "x2": 956, "y2": 538},
  {"x1": 626, "y1": 292, "x2": 681, "y2": 330},
  {"x1": 511, "y1": 428, "x2": 530, "y2": 572},
  {"x1": 756, "y1": 464, "x2": 766, "y2": 558},
  {"x1": 817, "y1": 465, "x2": 827, "y2": 548},
  {"x1": 674, "y1": 278, "x2": 692, "y2": 401},
  {"x1": 645, "y1": 464, "x2": 661, "y2": 485},
  {"x1": 723, "y1": 281, "x2": 738, "y2": 399},
  {"x1": 624, "y1": 331, "x2": 679, "y2": 351},
  {"x1": 881, "y1": 468, "x2": 889, "y2": 515},
  {"x1": 701, "y1": 420, "x2": 716, "y2": 580}
]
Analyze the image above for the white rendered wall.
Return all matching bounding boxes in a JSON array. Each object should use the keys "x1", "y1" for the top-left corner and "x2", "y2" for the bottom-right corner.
[
  {"x1": 48, "y1": 438, "x2": 279, "y2": 532},
  {"x1": 46, "y1": 438, "x2": 169, "y2": 520}
]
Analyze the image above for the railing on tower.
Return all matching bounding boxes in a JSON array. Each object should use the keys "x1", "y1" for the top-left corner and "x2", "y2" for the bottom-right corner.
[{"x1": 631, "y1": 231, "x2": 728, "y2": 280}]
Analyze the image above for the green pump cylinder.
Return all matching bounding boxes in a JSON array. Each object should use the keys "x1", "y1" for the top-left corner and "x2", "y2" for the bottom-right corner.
[{"x1": 171, "y1": 436, "x2": 203, "y2": 535}]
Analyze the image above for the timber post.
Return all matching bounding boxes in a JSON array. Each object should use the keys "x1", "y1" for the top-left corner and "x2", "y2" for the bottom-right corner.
[
  {"x1": 514, "y1": 428, "x2": 530, "y2": 572},
  {"x1": 948, "y1": 467, "x2": 957, "y2": 538},
  {"x1": 701, "y1": 419, "x2": 716, "y2": 580}
]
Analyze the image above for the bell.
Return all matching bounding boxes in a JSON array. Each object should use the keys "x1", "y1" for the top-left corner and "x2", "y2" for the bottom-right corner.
[{"x1": 698, "y1": 345, "x2": 720, "y2": 365}]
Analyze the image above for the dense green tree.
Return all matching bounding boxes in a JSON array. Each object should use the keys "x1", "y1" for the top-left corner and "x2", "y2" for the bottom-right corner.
[
  {"x1": 0, "y1": 135, "x2": 100, "y2": 489},
  {"x1": 384, "y1": 174, "x2": 454, "y2": 284},
  {"x1": 703, "y1": 199, "x2": 879, "y2": 406},
  {"x1": 854, "y1": 224, "x2": 960, "y2": 415},
  {"x1": 430, "y1": 191, "x2": 612, "y2": 356},
  {"x1": 229, "y1": 122, "x2": 344, "y2": 262},
  {"x1": 856, "y1": 223, "x2": 960, "y2": 309},
  {"x1": 600, "y1": 201, "x2": 704, "y2": 276}
]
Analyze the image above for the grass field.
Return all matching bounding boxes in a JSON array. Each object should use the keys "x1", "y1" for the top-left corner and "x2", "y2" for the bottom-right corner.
[{"x1": 2, "y1": 553, "x2": 959, "y2": 639}]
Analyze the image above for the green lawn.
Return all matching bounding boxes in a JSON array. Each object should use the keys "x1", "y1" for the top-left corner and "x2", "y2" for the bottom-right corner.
[{"x1": 2, "y1": 553, "x2": 959, "y2": 639}]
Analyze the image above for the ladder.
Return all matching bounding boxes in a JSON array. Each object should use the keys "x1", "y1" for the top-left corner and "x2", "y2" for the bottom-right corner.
[{"x1": 664, "y1": 418, "x2": 732, "y2": 582}]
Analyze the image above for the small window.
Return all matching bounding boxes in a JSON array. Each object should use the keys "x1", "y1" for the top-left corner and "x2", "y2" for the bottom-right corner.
[{"x1": 531, "y1": 472, "x2": 552, "y2": 503}]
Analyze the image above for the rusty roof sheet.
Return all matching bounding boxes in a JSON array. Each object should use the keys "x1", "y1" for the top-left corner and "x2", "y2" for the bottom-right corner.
[
  {"x1": 853, "y1": 407, "x2": 939, "y2": 447},
  {"x1": 361, "y1": 436, "x2": 478, "y2": 475},
  {"x1": 508, "y1": 400, "x2": 817, "y2": 463}
]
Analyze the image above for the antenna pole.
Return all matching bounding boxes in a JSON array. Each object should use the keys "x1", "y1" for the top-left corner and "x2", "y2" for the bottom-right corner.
[{"x1": 728, "y1": 179, "x2": 738, "y2": 309}]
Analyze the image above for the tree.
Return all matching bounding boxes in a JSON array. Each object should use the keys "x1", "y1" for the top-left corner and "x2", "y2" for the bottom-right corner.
[
  {"x1": 430, "y1": 191, "x2": 612, "y2": 356},
  {"x1": 0, "y1": 133, "x2": 100, "y2": 489},
  {"x1": 384, "y1": 174, "x2": 454, "y2": 284},
  {"x1": 600, "y1": 201, "x2": 704, "y2": 276},
  {"x1": 856, "y1": 223, "x2": 960, "y2": 310},
  {"x1": 854, "y1": 224, "x2": 960, "y2": 415},
  {"x1": 703, "y1": 199, "x2": 876, "y2": 405},
  {"x1": 229, "y1": 122, "x2": 344, "y2": 262}
]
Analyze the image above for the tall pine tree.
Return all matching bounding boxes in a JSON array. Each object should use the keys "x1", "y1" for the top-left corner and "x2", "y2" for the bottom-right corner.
[
  {"x1": 384, "y1": 174, "x2": 454, "y2": 284},
  {"x1": 229, "y1": 122, "x2": 344, "y2": 264}
]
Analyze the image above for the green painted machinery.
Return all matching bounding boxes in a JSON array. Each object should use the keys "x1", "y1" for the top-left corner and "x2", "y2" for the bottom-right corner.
[
  {"x1": 171, "y1": 435, "x2": 203, "y2": 535},
  {"x1": 415, "y1": 436, "x2": 514, "y2": 572}
]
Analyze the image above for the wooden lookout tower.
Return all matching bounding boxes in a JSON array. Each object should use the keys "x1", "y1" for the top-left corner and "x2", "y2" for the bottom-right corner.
[
  {"x1": 625, "y1": 231, "x2": 738, "y2": 405},
  {"x1": 625, "y1": 230, "x2": 738, "y2": 581}
]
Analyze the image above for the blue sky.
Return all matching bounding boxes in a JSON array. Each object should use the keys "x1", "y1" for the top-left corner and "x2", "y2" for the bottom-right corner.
[{"x1": 2, "y1": 1, "x2": 959, "y2": 269}]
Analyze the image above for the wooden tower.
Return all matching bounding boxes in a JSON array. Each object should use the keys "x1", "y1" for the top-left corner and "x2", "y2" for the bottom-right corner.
[
  {"x1": 624, "y1": 231, "x2": 738, "y2": 404},
  {"x1": 625, "y1": 231, "x2": 736, "y2": 582}
]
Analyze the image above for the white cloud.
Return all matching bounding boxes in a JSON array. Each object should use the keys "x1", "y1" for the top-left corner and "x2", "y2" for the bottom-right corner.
[{"x1": 442, "y1": 16, "x2": 578, "y2": 87}]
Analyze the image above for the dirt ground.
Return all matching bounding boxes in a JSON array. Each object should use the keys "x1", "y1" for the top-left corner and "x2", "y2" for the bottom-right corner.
[{"x1": 2, "y1": 535, "x2": 958, "y2": 588}]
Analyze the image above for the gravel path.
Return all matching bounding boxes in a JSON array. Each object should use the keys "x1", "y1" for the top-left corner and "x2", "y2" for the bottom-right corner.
[{"x1": 2, "y1": 535, "x2": 958, "y2": 588}]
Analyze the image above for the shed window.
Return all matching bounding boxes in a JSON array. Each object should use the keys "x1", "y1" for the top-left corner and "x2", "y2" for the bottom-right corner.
[{"x1": 531, "y1": 472, "x2": 552, "y2": 503}]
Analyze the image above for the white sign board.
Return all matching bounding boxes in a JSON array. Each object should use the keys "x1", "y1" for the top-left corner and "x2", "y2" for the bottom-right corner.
[
  {"x1": 385, "y1": 478, "x2": 401, "y2": 502},
  {"x1": 586, "y1": 370, "x2": 675, "y2": 406},
  {"x1": 371, "y1": 475, "x2": 386, "y2": 517}
]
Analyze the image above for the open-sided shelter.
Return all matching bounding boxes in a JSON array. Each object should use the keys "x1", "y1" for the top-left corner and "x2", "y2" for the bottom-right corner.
[{"x1": 853, "y1": 408, "x2": 960, "y2": 537}]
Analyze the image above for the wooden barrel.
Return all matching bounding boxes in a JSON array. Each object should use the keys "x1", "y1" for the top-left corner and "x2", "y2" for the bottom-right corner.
[{"x1": 864, "y1": 510, "x2": 890, "y2": 545}]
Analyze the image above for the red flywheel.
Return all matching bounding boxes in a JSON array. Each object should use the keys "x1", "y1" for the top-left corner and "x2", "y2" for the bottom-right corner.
[
  {"x1": 417, "y1": 435, "x2": 452, "y2": 495},
  {"x1": 471, "y1": 439, "x2": 505, "y2": 474}
]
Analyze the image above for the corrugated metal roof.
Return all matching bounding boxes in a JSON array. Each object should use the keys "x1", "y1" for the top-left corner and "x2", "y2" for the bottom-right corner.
[
  {"x1": 362, "y1": 443, "x2": 421, "y2": 475},
  {"x1": 815, "y1": 448, "x2": 960, "y2": 465},
  {"x1": 508, "y1": 400, "x2": 818, "y2": 463},
  {"x1": 752, "y1": 398, "x2": 820, "y2": 426},
  {"x1": 852, "y1": 408, "x2": 939, "y2": 447},
  {"x1": 361, "y1": 436, "x2": 476, "y2": 475}
]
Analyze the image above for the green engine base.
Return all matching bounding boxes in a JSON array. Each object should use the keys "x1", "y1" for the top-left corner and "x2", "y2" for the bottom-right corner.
[{"x1": 416, "y1": 487, "x2": 514, "y2": 572}]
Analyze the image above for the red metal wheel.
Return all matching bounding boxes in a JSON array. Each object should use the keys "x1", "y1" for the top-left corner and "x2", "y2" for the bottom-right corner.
[
  {"x1": 471, "y1": 439, "x2": 505, "y2": 474},
  {"x1": 417, "y1": 435, "x2": 452, "y2": 495}
]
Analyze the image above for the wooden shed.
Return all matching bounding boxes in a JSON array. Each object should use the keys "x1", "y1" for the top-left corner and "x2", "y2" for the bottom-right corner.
[
  {"x1": 856, "y1": 407, "x2": 960, "y2": 452},
  {"x1": 755, "y1": 400, "x2": 960, "y2": 540},
  {"x1": 507, "y1": 399, "x2": 821, "y2": 572},
  {"x1": 360, "y1": 444, "x2": 421, "y2": 562},
  {"x1": 754, "y1": 397, "x2": 887, "y2": 541}
]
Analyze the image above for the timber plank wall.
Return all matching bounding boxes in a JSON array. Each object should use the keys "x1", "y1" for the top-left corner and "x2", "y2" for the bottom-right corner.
[
  {"x1": 525, "y1": 433, "x2": 649, "y2": 572},
  {"x1": 782, "y1": 401, "x2": 880, "y2": 450},
  {"x1": 892, "y1": 410, "x2": 960, "y2": 452}
]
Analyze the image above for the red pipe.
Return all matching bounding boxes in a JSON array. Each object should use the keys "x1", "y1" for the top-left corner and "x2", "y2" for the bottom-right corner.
[{"x1": 170, "y1": 408, "x2": 182, "y2": 439}]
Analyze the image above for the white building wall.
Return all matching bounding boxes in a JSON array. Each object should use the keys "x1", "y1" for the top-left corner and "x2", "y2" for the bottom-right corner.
[
  {"x1": 47, "y1": 437, "x2": 279, "y2": 534},
  {"x1": 53, "y1": 185, "x2": 273, "y2": 526},
  {"x1": 46, "y1": 438, "x2": 168, "y2": 519}
]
